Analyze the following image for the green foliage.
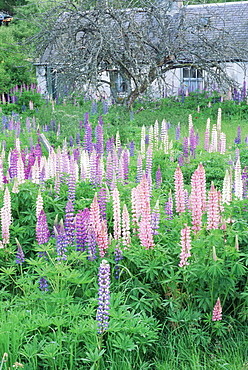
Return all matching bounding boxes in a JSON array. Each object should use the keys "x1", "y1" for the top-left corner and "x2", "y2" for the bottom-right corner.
[
  {"x1": 0, "y1": 93, "x2": 248, "y2": 369},
  {"x1": 0, "y1": 18, "x2": 36, "y2": 95}
]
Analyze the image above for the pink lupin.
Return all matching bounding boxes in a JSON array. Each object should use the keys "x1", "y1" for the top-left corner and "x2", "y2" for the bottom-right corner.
[
  {"x1": 179, "y1": 224, "x2": 191, "y2": 267},
  {"x1": 212, "y1": 297, "x2": 222, "y2": 321},
  {"x1": 207, "y1": 182, "x2": 220, "y2": 230},
  {"x1": 174, "y1": 165, "x2": 185, "y2": 213}
]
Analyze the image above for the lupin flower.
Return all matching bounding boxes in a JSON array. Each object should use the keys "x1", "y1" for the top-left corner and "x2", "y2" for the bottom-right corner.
[
  {"x1": 183, "y1": 137, "x2": 189, "y2": 160},
  {"x1": 115, "y1": 131, "x2": 121, "y2": 153},
  {"x1": 129, "y1": 140, "x2": 135, "y2": 157},
  {"x1": 204, "y1": 129, "x2": 210, "y2": 152},
  {"x1": 123, "y1": 149, "x2": 129, "y2": 184},
  {"x1": 122, "y1": 204, "x2": 131, "y2": 247},
  {"x1": 179, "y1": 224, "x2": 191, "y2": 267},
  {"x1": 95, "y1": 123, "x2": 104, "y2": 154},
  {"x1": 114, "y1": 246, "x2": 123, "y2": 279},
  {"x1": 155, "y1": 165, "x2": 162, "y2": 189},
  {"x1": 68, "y1": 162, "x2": 76, "y2": 204},
  {"x1": 1, "y1": 187, "x2": 12, "y2": 244},
  {"x1": 165, "y1": 190, "x2": 173, "y2": 220},
  {"x1": 15, "y1": 238, "x2": 25, "y2": 264},
  {"x1": 242, "y1": 166, "x2": 247, "y2": 198},
  {"x1": 97, "y1": 221, "x2": 109, "y2": 258},
  {"x1": 212, "y1": 297, "x2": 222, "y2": 321},
  {"x1": 39, "y1": 277, "x2": 49, "y2": 292},
  {"x1": 96, "y1": 259, "x2": 110, "y2": 334},
  {"x1": 36, "y1": 190, "x2": 44, "y2": 219},
  {"x1": 0, "y1": 156, "x2": 4, "y2": 189},
  {"x1": 190, "y1": 163, "x2": 206, "y2": 233},
  {"x1": 75, "y1": 208, "x2": 90, "y2": 252},
  {"x1": 189, "y1": 126, "x2": 196, "y2": 158},
  {"x1": 234, "y1": 125, "x2": 241, "y2": 144},
  {"x1": 9, "y1": 147, "x2": 18, "y2": 179},
  {"x1": 210, "y1": 124, "x2": 218, "y2": 153},
  {"x1": 112, "y1": 187, "x2": 121, "y2": 241},
  {"x1": 140, "y1": 125, "x2": 146, "y2": 157},
  {"x1": 174, "y1": 166, "x2": 185, "y2": 213},
  {"x1": 87, "y1": 226, "x2": 97, "y2": 261},
  {"x1": 207, "y1": 182, "x2": 220, "y2": 230},
  {"x1": 222, "y1": 169, "x2": 232, "y2": 204},
  {"x1": 219, "y1": 132, "x2": 226, "y2": 155},
  {"x1": 98, "y1": 188, "x2": 107, "y2": 222},
  {"x1": 153, "y1": 119, "x2": 159, "y2": 149},
  {"x1": 151, "y1": 200, "x2": 160, "y2": 235},
  {"x1": 64, "y1": 199, "x2": 75, "y2": 244},
  {"x1": 138, "y1": 199, "x2": 154, "y2": 249},
  {"x1": 90, "y1": 193, "x2": 102, "y2": 238},
  {"x1": 36, "y1": 209, "x2": 50, "y2": 247},
  {"x1": 90, "y1": 149, "x2": 97, "y2": 187},
  {"x1": 234, "y1": 156, "x2": 243, "y2": 200},
  {"x1": 106, "y1": 152, "x2": 113, "y2": 187},
  {"x1": 54, "y1": 221, "x2": 68, "y2": 261},
  {"x1": 148, "y1": 125, "x2": 153, "y2": 147},
  {"x1": 84, "y1": 123, "x2": 93, "y2": 154},
  {"x1": 117, "y1": 157, "x2": 124, "y2": 184}
]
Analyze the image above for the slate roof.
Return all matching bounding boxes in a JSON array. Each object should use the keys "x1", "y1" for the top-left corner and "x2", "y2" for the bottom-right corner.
[
  {"x1": 35, "y1": 1, "x2": 248, "y2": 66},
  {"x1": 179, "y1": 1, "x2": 248, "y2": 62}
]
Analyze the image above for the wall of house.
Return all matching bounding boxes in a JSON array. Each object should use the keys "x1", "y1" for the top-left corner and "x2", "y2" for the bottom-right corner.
[
  {"x1": 35, "y1": 61, "x2": 248, "y2": 102},
  {"x1": 225, "y1": 62, "x2": 248, "y2": 87},
  {"x1": 36, "y1": 66, "x2": 48, "y2": 97}
]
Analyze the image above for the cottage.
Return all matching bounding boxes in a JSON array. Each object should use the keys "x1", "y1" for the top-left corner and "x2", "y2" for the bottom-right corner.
[{"x1": 35, "y1": 1, "x2": 248, "y2": 101}]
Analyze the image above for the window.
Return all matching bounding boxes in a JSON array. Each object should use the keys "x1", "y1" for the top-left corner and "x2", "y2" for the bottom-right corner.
[
  {"x1": 182, "y1": 67, "x2": 203, "y2": 92},
  {"x1": 114, "y1": 72, "x2": 128, "y2": 94}
]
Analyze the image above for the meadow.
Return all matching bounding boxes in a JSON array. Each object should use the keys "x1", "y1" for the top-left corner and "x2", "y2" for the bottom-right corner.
[{"x1": 0, "y1": 88, "x2": 248, "y2": 370}]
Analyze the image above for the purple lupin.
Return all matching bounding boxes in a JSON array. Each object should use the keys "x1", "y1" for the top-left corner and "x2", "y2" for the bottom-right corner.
[
  {"x1": 54, "y1": 221, "x2": 68, "y2": 261},
  {"x1": 98, "y1": 188, "x2": 107, "y2": 222},
  {"x1": 155, "y1": 165, "x2": 162, "y2": 189},
  {"x1": 123, "y1": 149, "x2": 129, "y2": 184},
  {"x1": 64, "y1": 200, "x2": 75, "y2": 244},
  {"x1": 96, "y1": 259, "x2": 111, "y2": 334},
  {"x1": 75, "y1": 208, "x2": 90, "y2": 252}
]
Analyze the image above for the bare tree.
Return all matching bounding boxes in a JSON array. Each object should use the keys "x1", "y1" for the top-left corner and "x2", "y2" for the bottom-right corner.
[{"x1": 29, "y1": 0, "x2": 248, "y2": 107}]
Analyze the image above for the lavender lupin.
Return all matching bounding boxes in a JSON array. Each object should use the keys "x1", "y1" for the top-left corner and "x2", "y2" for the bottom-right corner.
[
  {"x1": 98, "y1": 188, "x2": 107, "y2": 221},
  {"x1": 87, "y1": 227, "x2": 97, "y2": 261},
  {"x1": 234, "y1": 126, "x2": 241, "y2": 144},
  {"x1": 54, "y1": 223, "x2": 68, "y2": 261},
  {"x1": 155, "y1": 165, "x2": 162, "y2": 188},
  {"x1": 75, "y1": 208, "x2": 90, "y2": 252},
  {"x1": 129, "y1": 140, "x2": 135, "y2": 157},
  {"x1": 165, "y1": 190, "x2": 173, "y2": 220},
  {"x1": 114, "y1": 246, "x2": 123, "y2": 279},
  {"x1": 96, "y1": 259, "x2": 110, "y2": 334},
  {"x1": 176, "y1": 123, "x2": 180, "y2": 140},
  {"x1": 123, "y1": 149, "x2": 129, "y2": 184},
  {"x1": 15, "y1": 238, "x2": 25, "y2": 264},
  {"x1": 39, "y1": 277, "x2": 49, "y2": 292},
  {"x1": 36, "y1": 210, "x2": 50, "y2": 246},
  {"x1": 95, "y1": 123, "x2": 104, "y2": 154},
  {"x1": 64, "y1": 200, "x2": 75, "y2": 244}
]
